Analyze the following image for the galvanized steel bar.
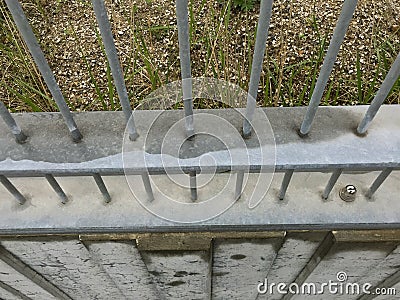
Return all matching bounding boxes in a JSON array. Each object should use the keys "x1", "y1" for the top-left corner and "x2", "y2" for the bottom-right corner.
[
  {"x1": 242, "y1": 0, "x2": 274, "y2": 138},
  {"x1": 0, "y1": 108, "x2": 399, "y2": 176},
  {"x1": 366, "y1": 168, "x2": 393, "y2": 198},
  {"x1": 235, "y1": 171, "x2": 245, "y2": 200},
  {"x1": 91, "y1": 0, "x2": 138, "y2": 141},
  {"x1": 45, "y1": 174, "x2": 68, "y2": 204},
  {"x1": 0, "y1": 101, "x2": 27, "y2": 143},
  {"x1": 189, "y1": 171, "x2": 197, "y2": 201},
  {"x1": 322, "y1": 169, "x2": 342, "y2": 199},
  {"x1": 278, "y1": 169, "x2": 294, "y2": 200},
  {"x1": 141, "y1": 173, "x2": 154, "y2": 202},
  {"x1": 300, "y1": 0, "x2": 358, "y2": 135},
  {"x1": 357, "y1": 52, "x2": 400, "y2": 134},
  {"x1": 93, "y1": 173, "x2": 111, "y2": 203},
  {"x1": 0, "y1": 175, "x2": 26, "y2": 205},
  {"x1": 5, "y1": 0, "x2": 82, "y2": 142},
  {"x1": 176, "y1": 0, "x2": 194, "y2": 137}
]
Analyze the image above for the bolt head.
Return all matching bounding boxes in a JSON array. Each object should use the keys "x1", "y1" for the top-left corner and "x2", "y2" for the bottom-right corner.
[{"x1": 339, "y1": 185, "x2": 357, "y2": 202}]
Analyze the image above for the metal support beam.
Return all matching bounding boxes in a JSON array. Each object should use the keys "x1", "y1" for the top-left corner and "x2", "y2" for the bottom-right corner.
[
  {"x1": 0, "y1": 108, "x2": 399, "y2": 234},
  {"x1": 141, "y1": 173, "x2": 154, "y2": 202},
  {"x1": 189, "y1": 171, "x2": 197, "y2": 201},
  {"x1": 357, "y1": 51, "x2": 400, "y2": 134},
  {"x1": 322, "y1": 169, "x2": 342, "y2": 200},
  {"x1": 5, "y1": 0, "x2": 82, "y2": 142},
  {"x1": 45, "y1": 174, "x2": 68, "y2": 204},
  {"x1": 176, "y1": 0, "x2": 194, "y2": 138},
  {"x1": 242, "y1": 0, "x2": 274, "y2": 138},
  {"x1": 279, "y1": 170, "x2": 294, "y2": 200},
  {"x1": 235, "y1": 171, "x2": 245, "y2": 201},
  {"x1": 0, "y1": 175, "x2": 26, "y2": 205},
  {"x1": 1, "y1": 107, "x2": 400, "y2": 176},
  {"x1": 300, "y1": 0, "x2": 358, "y2": 135},
  {"x1": 366, "y1": 168, "x2": 393, "y2": 198},
  {"x1": 91, "y1": 0, "x2": 138, "y2": 141},
  {"x1": 0, "y1": 102, "x2": 27, "y2": 144},
  {"x1": 93, "y1": 173, "x2": 111, "y2": 203}
]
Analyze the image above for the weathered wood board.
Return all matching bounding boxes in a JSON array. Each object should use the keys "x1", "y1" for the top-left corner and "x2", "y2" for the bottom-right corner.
[
  {"x1": 86, "y1": 240, "x2": 161, "y2": 299},
  {"x1": 0, "y1": 232, "x2": 399, "y2": 300},
  {"x1": 141, "y1": 250, "x2": 211, "y2": 300},
  {"x1": 212, "y1": 238, "x2": 283, "y2": 299}
]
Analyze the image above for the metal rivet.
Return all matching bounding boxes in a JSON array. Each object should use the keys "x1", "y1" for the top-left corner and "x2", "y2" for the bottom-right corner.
[{"x1": 339, "y1": 185, "x2": 357, "y2": 202}]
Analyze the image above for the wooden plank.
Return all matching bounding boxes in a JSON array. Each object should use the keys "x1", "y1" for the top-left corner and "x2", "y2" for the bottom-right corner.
[
  {"x1": 281, "y1": 232, "x2": 335, "y2": 300},
  {"x1": 212, "y1": 238, "x2": 283, "y2": 299},
  {"x1": 81, "y1": 231, "x2": 284, "y2": 251},
  {"x1": 136, "y1": 233, "x2": 211, "y2": 251},
  {"x1": 0, "y1": 244, "x2": 70, "y2": 299},
  {"x1": 373, "y1": 279, "x2": 400, "y2": 300},
  {"x1": 257, "y1": 232, "x2": 328, "y2": 299},
  {"x1": 0, "y1": 281, "x2": 31, "y2": 300},
  {"x1": 1, "y1": 239, "x2": 125, "y2": 300},
  {"x1": 292, "y1": 242, "x2": 398, "y2": 300},
  {"x1": 136, "y1": 232, "x2": 284, "y2": 251},
  {"x1": 141, "y1": 250, "x2": 210, "y2": 300},
  {"x1": 0, "y1": 259, "x2": 56, "y2": 299},
  {"x1": 354, "y1": 244, "x2": 400, "y2": 299},
  {"x1": 334, "y1": 230, "x2": 400, "y2": 242},
  {"x1": 86, "y1": 241, "x2": 161, "y2": 299}
]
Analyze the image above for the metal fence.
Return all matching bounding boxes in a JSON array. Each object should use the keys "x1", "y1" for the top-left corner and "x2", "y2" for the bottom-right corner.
[{"x1": 0, "y1": 0, "x2": 399, "y2": 214}]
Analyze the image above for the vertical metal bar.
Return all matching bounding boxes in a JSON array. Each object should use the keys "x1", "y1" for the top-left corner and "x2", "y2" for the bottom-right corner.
[
  {"x1": 322, "y1": 169, "x2": 342, "y2": 199},
  {"x1": 93, "y1": 173, "x2": 111, "y2": 203},
  {"x1": 0, "y1": 101, "x2": 27, "y2": 143},
  {"x1": 300, "y1": 0, "x2": 358, "y2": 135},
  {"x1": 0, "y1": 175, "x2": 26, "y2": 205},
  {"x1": 189, "y1": 171, "x2": 197, "y2": 201},
  {"x1": 357, "y1": 52, "x2": 400, "y2": 134},
  {"x1": 5, "y1": 0, "x2": 82, "y2": 142},
  {"x1": 235, "y1": 171, "x2": 245, "y2": 200},
  {"x1": 242, "y1": 0, "x2": 274, "y2": 138},
  {"x1": 141, "y1": 173, "x2": 154, "y2": 202},
  {"x1": 279, "y1": 170, "x2": 294, "y2": 200},
  {"x1": 366, "y1": 168, "x2": 392, "y2": 198},
  {"x1": 176, "y1": 0, "x2": 194, "y2": 138},
  {"x1": 91, "y1": 0, "x2": 138, "y2": 141},
  {"x1": 45, "y1": 174, "x2": 68, "y2": 204}
]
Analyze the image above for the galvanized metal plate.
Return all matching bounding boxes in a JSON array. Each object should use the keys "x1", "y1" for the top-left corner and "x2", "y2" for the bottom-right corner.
[
  {"x1": 0, "y1": 106, "x2": 399, "y2": 176},
  {"x1": 0, "y1": 106, "x2": 399, "y2": 234}
]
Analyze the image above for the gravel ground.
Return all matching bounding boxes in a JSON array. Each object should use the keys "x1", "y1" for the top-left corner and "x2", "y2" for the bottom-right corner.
[{"x1": 0, "y1": 0, "x2": 399, "y2": 111}]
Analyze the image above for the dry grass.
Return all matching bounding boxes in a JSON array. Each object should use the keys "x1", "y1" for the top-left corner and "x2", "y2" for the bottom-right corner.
[{"x1": 0, "y1": 0, "x2": 399, "y2": 112}]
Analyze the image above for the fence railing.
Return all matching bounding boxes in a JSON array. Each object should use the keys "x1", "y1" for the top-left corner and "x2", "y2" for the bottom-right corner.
[{"x1": 0, "y1": 0, "x2": 399, "y2": 227}]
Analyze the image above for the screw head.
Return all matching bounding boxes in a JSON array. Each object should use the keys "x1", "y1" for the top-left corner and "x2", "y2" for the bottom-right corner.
[{"x1": 339, "y1": 185, "x2": 357, "y2": 202}]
